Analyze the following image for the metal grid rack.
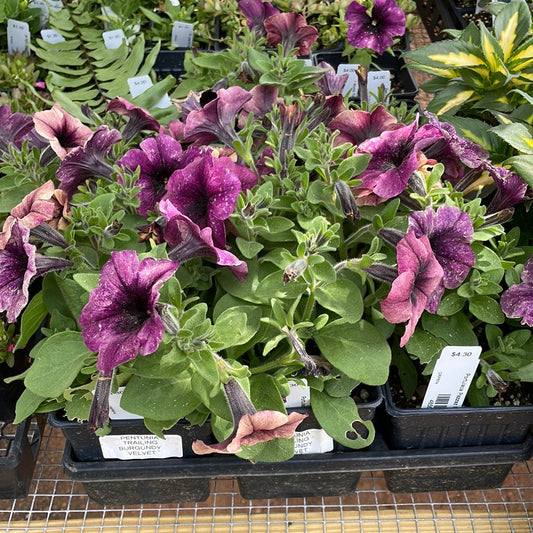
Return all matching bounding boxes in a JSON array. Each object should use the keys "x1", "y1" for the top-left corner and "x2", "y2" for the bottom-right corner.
[{"x1": 1, "y1": 423, "x2": 532, "y2": 532}]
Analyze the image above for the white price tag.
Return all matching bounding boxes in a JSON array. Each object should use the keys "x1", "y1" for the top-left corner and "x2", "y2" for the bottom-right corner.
[
  {"x1": 99, "y1": 433, "x2": 183, "y2": 459},
  {"x1": 29, "y1": 0, "x2": 49, "y2": 28},
  {"x1": 421, "y1": 346, "x2": 482, "y2": 408},
  {"x1": 171, "y1": 21, "x2": 194, "y2": 48},
  {"x1": 103, "y1": 29, "x2": 126, "y2": 49},
  {"x1": 127, "y1": 75, "x2": 172, "y2": 108},
  {"x1": 294, "y1": 429, "x2": 334, "y2": 454},
  {"x1": 169, "y1": 0, "x2": 181, "y2": 5},
  {"x1": 337, "y1": 63, "x2": 360, "y2": 98},
  {"x1": 284, "y1": 380, "x2": 311, "y2": 408},
  {"x1": 367, "y1": 70, "x2": 391, "y2": 104},
  {"x1": 108, "y1": 387, "x2": 143, "y2": 420},
  {"x1": 7, "y1": 19, "x2": 31, "y2": 55},
  {"x1": 299, "y1": 58, "x2": 313, "y2": 67},
  {"x1": 40, "y1": 29, "x2": 65, "y2": 44}
]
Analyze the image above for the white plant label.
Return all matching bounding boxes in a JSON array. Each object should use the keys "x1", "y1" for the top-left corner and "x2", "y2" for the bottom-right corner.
[
  {"x1": 284, "y1": 379, "x2": 311, "y2": 408},
  {"x1": 171, "y1": 21, "x2": 194, "y2": 48},
  {"x1": 294, "y1": 429, "x2": 334, "y2": 455},
  {"x1": 40, "y1": 29, "x2": 65, "y2": 44},
  {"x1": 367, "y1": 70, "x2": 391, "y2": 104},
  {"x1": 103, "y1": 29, "x2": 126, "y2": 49},
  {"x1": 45, "y1": 0, "x2": 63, "y2": 11},
  {"x1": 99, "y1": 433, "x2": 184, "y2": 460},
  {"x1": 127, "y1": 75, "x2": 172, "y2": 108},
  {"x1": 108, "y1": 387, "x2": 143, "y2": 420},
  {"x1": 7, "y1": 19, "x2": 31, "y2": 55},
  {"x1": 169, "y1": 0, "x2": 181, "y2": 5},
  {"x1": 337, "y1": 64, "x2": 360, "y2": 98},
  {"x1": 421, "y1": 346, "x2": 482, "y2": 408},
  {"x1": 299, "y1": 58, "x2": 313, "y2": 67},
  {"x1": 29, "y1": 0, "x2": 49, "y2": 28}
]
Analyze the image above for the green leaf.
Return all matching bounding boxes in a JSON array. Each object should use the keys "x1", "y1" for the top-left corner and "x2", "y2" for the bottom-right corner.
[
  {"x1": 491, "y1": 123, "x2": 533, "y2": 154},
  {"x1": 336, "y1": 154, "x2": 371, "y2": 180},
  {"x1": 405, "y1": 330, "x2": 446, "y2": 365},
  {"x1": 73, "y1": 273, "x2": 100, "y2": 293},
  {"x1": 315, "y1": 279, "x2": 363, "y2": 323},
  {"x1": 15, "y1": 291, "x2": 47, "y2": 351},
  {"x1": 14, "y1": 388, "x2": 47, "y2": 424},
  {"x1": 421, "y1": 313, "x2": 478, "y2": 346},
  {"x1": 214, "y1": 306, "x2": 262, "y2": 350},
  {"x1": 24, "y1": 332, "x2": 93, "y2": 398},
  {"x1": 235, "y1": 237, "x2": 263, "y2": 259},
  {"x1": 504, "y1": 155, "x2": 533, "y2": 188},
  {"x1": 469, "y1": 295, "x2": 505, "y2": 324},
  {"x1": 315, "y1": 320, "x2": 391, "y2": 385},
  {"x1": 310, "y1": 389, "x2": 374, "y2": 449},
  {"x1": 437, "y1": 292, "x2": 465, "y2": 316},
  {"x1": 43, "y1": 273, "x2": 87, "y2": 325}
]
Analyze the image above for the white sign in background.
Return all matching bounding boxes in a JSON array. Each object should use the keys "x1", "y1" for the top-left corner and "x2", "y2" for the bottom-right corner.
[{"x1": 7, "y1": 19, "x2": 31, "y2": 55}]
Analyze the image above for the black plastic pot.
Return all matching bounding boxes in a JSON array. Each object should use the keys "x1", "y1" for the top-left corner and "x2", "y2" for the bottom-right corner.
[
  {"x1": 62, "y1": 430, "x2": 533, "y2": 504},
  {"x1": 147, "y1": 49, "x2": 187, "y2": 80},
  {"x1": 48, "y1": 410, "x2": 214, "y2": 462},
  {"x1": 311, "y1": 50, "x2": 418, "y2": 102},
  {"x1": 0, "y1": 416, "x2": 43, "y2": 500},
  {"x1": 381, "y1": 382, "x2": 533, "y2": 449}
]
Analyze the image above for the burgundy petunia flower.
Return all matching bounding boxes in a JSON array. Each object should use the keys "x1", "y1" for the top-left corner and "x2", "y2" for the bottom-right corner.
[
  {"x1": 501, "y1": 257, "x2": 533, "y2": 326},
  {"x1": 354, "y1": 119, "x2": 434, "y2": 204},
  {"x1": 345, "y1": 0, "x2": 405, "y2": 55},
  {"x1": 409, "y1": 205, "x2": 475, "y2": 304},
  {"x1": 192, "y1": 378, "x2": 307, "y2": 455},
  {"x1": 380, "y1": 231, "x2": 444, "y2": 347},
  {"x1": 238, "y1": 0, "x2": 280, "y2": 34},
  {"x1": 264, "y1": 12, "x2": 318, "y2": 56},
  {"x1": 163, "y1": 151, "x2": 257, "y2": 248},
  {"x1": 105, "y1": 97, "x2": 161, "y2": 143},
  {"x1": 79, "y1": 250, "x2": 178, "y2": 376},
  {"x1": 183, "y1": 86, "x2": 253, "y2": 148},
  {"x1": 482, "y1": 162, "x2": 529, "y2": 214},
  {"x1": 0, "y1": 104, "x2": 38, "y2": 153},
  {"x1": 316, "y1": 62, "x2": 349, "y2": 97},
  {"x1": 57, "y1": 126, "x2": 122, "y2": 199},
  {"x1": 328, "y1": 105, "x2": 401, "y2": 146},
  {"x1": 419, "y1": 113, "x2": 488, "y2": 185},
  {"x1": 119, "y1": 134, "x2": 201, "y2": 216},
  {"x1": 32, "y1": 103, "x2": 93, "y2": 160},
  {"x1": 159, "y1": 199, "x2": 248, "y2": 281},
  {"x1": 0, "y1": 220, "x2": 37, "y2": 323}
]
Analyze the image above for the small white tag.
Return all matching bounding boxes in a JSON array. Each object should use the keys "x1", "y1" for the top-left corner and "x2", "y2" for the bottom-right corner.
[
  {"x1": 294, "y1": 428, "x2": 334, "y2": 454},
  {"x1": 99, "y1": 433, "x2": 183, "y2": 459},
  {"x1": 103, "y1": 29, "x2": 126, "y2": 49},
  {"x1": 29, "y1": 0, "x2": 49, "y2": 28},
  {"x1": 169, "y1": 0, "x2": 181, "y2": 5},
  {"x1": 337, "y1": 64, "x2": 360, "y2": 98},
  {"x1": 299, "y1": 58, "x2": 313, "y2": 67},
  {"x1": 40, "y1": 29, "x2": 65, "y2": 44},
  {"x1": 366, "y1": 70, "x2": 391, "y2": 104},
  {"x1": 284, "y1": 380, "x2": 311, "y2": 408},
  {"x1": 421, "y1": 346, "x2": 482, "y2": 408},
  {"x1": 127, "y1": 75, "x2": 172, "y2": 108},
  {"x1": 108, "y1": 387, "x2": 143, "y2": 420},
  {"x1": 7, "y1": 19, "x2": 31, "y2": 55},
  {"x1": 171, "y1": 21, "x2": 194, "y2": 48}
]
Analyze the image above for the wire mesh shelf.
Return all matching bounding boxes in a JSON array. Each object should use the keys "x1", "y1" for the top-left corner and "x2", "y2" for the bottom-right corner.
[{"x1": 0, "y1": 423, "x2": 531, "y2": 532}]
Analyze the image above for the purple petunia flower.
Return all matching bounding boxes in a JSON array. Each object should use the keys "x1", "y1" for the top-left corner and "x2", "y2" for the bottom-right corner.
[
  {"x1": 381, "y1": 231, "x2": 444, "y2": 347},
  {"x1": 0, "y1": 220, "x2": 37, "y2": 323},
  {"x1": 482, "y1": 162, "x2": 529, "y2": 214},
  {"x1": 409, "y1": 205, "x2": 475, "y2": 306},
  {"x1": 316, "y1": 62, "x2": 349, "y2": 97},
  {"x1": 0, "y1": 104, "x2": 41, "y2": 153},
  {"x1": 238, "y1": 0, "x2": 280, "y2": 35},
  {"x1": 419, "y1": 113, "x2": 488, "y2": 185},
  {"x1": 33, "y1": 103, "x2": 93, "y2": 160},
  {"x1": 328, "y1": 105, "x2": 401, "y2": 146},
  {"x1": 159, "y1": 199, "x2": 248, "y2": 281},
  {"x1": 183, "y1": 86, "x2": 253, "y2": 148},
  {"x1": 79, "y1": 250, "x2": 178, "y2": 376},
  {"x1": 264, "y1": 12, "x2": 318, "y2": 56},
  {"x1": 354, "y1": 119, "x2": 434, "y2": 204},
  {"x1": 105, "y1": 97, "x2": 161, "y2": 143},
  {"x1": 345, "y1": 0, "x2": 405, "y2": 56},
  {"x1": 119, "y1": 134, "x2": 201, "y2": 216},
  {"x1": 163, "y1": 151, "x2": 257, "y2": 249},
  {"x1": 500, "y1": 257, "x2": 533, "y2": 326},
  {"x1": 57, "y1": 126, "x2": 122, "y2": 199}
]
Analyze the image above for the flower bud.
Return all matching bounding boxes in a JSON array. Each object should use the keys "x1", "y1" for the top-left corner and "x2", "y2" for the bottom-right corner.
[
  {"x1": 379, "y1": 227, "x2": 404, "y2": 246},
  {"x1": 283, "y1": 258, "x2": 307, "y2": 284},
  {"x1": 334, "y1": 180, "x2": 360, "y2": 222},
  {"x1": 155, "y1": 302, "x2": 180, "y2": 335},
  {"x1": 363, "y1": 262, "x2": 398, "y2": 283},
  {"x1": 486, "y1": 369, "x2": 508, "y2": 394},
  {"x1": 103, "y1": 220, "x2": 123, "y2": 239}
]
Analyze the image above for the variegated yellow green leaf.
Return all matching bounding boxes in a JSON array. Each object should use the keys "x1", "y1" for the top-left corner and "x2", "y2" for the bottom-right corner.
[
  {"x1": 480, "y1": 26, "x2": 504, "y2": 75},
  {"x1": 498, "y1": 11, "x2": 519, "y2": 62},
  {"x1": 435, "y1": 90, "x2": 476, "y2": 115},
  {"x1": 510, "y1": 43, "x2": 533, "y2": 70},
  {"x1": 427, "y1": 51, "x2": 485, "y2": 68}
]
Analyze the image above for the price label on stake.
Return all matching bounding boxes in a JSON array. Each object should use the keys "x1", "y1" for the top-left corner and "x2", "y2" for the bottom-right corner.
[
  {"x1": 127, "y1": 75, "x2": 172, "y2": 108},
  {"x1": 40, "y1": 29, "x2": 65, "y2": 44},
  {"x1": 367, "y1": 70, "x2": 391, "y2": 104},
  {"x1": 7, "y1": 19, "x2": 31, "y2": 55},
  {"x1": 171, "y1": 21, "x2": 194, "y2": 48},
  {"x1": 99, "y1": 434, "x2": 184, "y2": 459},
  {"x1": 284, "y1": 379, "x2": 311, "y2": 408},
  {"x1": 337, "y1": 64, "x2": 360, "y2": 98},
  {"x1": 103, "y1": 29, "x2": 126, "y2": 49},
  {"x1": 421, "y1": 346, "x2": 482, "y2": 408},
  {"x1": 108, "y1": 387, "x2": 143, "y2": 420}
]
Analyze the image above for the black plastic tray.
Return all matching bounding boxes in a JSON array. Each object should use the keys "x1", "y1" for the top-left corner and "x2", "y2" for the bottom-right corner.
[
  {"x1": 381, "y1": 383, "x2": 533, "y2": 449},
  {"x1": 62, "y1": 431, "x2": 533, "y2": 504}
]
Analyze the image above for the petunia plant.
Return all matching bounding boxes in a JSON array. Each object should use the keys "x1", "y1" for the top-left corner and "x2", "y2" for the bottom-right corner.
[{"x1": 0, "y1": 4, "x2": 532, "y2": 464}]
